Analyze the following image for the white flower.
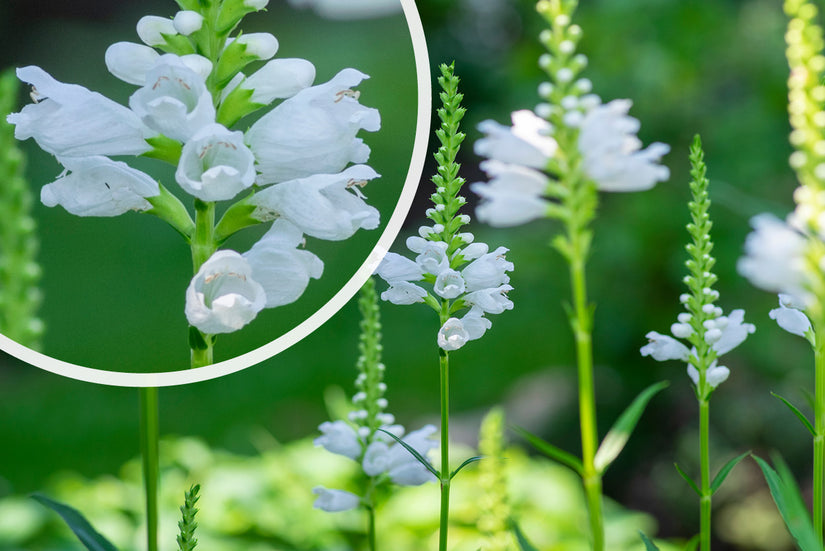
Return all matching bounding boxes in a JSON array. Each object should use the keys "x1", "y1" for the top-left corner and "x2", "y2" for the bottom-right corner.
[
  {"x1": 578, "y1": 99, "x2": 670, "y2": 192},
  {"x1": 312, "y1": 487, "x2": 360, "y2": 512},
  {"x1": 7, "y1": 66, "x2": 152, "y2": 157},
  {"x1": 288, "y1": 0, "x2": 403, "y2": 20},
  {"x1": 738, "y1": 214, "x2": 810, "y2": 304},
  {"x1": 770, "y1": 294, "x2": 812, "y2": 338},
  {"x1": 232, "y1": 33, "x2": 279, "y2": 60},
  {"x1": 314, "y1": 420, "x2": 362, "y2": 460},
  {"x1": 173, "y1": 11, "x2": 204, "y2": 35},
  {"x1": 243, "y1": 220, "x2": 324, "y2": 307},
  {"x1": 129, "y1": 54, "x2": 215, "y2": 142},
  {"x1": 176, "y1": 123, "x2": 256, "y2": 201},
  {"x1": 406, "y1": 236, "x2": 450, "y2": 276},
  {"x1": 463, "y1": 284, "x2": 514, "y2": 315},
  {"x1": 710, "y1": 309, "x2": 755, "y2": 355},
  {"x1": 471, "y1": 160, "x2": 551, "y2": 227},
  {"x1": 381, "y1": 281, "x2": 427, "y2": 305},
  {"x1": 184, "y1": 250, "x2": 266, "y2": 334},
  {"x1": 457, "y1": 242, "x2": 488, "y2": 261},
  {"x1": 462, "y1": 246, "x2": 513, "y2": 291},
  {"x1": 687, "y1": 361, "x2": 729, "y2": 389},
  {"x1": 640, "y1": 331, "x2": 690, "y2": 362},
  {"x1": 375, "y1": 252, "x2": 424, "y2": 283},
  {"x1": 241, "y1": 58, "x2": 316, "y2": 104},
  {"x1": 246, "y1": 68, "x2": 381, "y2": 184},
  {"x1": 475, "y1": 110, "x2": 557, "y2": 169},
  {"x1": 250, "y1": 164, "x2": 380, "y2": 240},
  {"x1": 136, "y1": 15, "x2": 177, "y2": 46},
  {"x1": 461, "y1": 307, "x2": 492, "y2": 341},
  {"x1": 438, "y1": 317, "x2": 469, "y2": 351},
  {"x1": 386, "y1": 425, "x2": 438, "y2": 485},
  {"x1": 361, "y1": 440, "x2": 391, "y2": 476},
  {"x1": 105, "y1": 42, "x2": 160, "y2": 85},
  {"x1": 433, "y1": 269, "x2": 466, "y2": 299},
  {"x1": 41, "y1": 156, "x2": 159, "y2": 217}
]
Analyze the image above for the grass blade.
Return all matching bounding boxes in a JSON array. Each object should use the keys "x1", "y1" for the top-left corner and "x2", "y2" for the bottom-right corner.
[
  {"x1": 772, "y1": 392, "x2": 815, "y2": 436},
  {"x1": 32, "y1": 493, "x2": 118, "y2": 551},
  {"x1": 512, "y1": 426, "x2": 582, "y2": 475},
  {"x1": 450, "y1": 456, "x2": 482, "y2": 480},
  {"x1": 682, "y1": 534, "x2": 700, "y2": 551},
  {"x1": 377, "y1": 428, "x2": 440, "y2": 479},
  {"x1": 594, "y1": 381, "x2": 669, "y2": 474},
  {"x1": 674, "y1": 462, "x2": 701, "y2": 496},
  {"x1": 510, "y1": 518, "x2": 540, "y2": 551},
  {"x1": 639, "y1": 531, "x2": 661, "y2": 550},
  {"x1": 710, "y1": 451, "x2": 749, "y2": 495}
]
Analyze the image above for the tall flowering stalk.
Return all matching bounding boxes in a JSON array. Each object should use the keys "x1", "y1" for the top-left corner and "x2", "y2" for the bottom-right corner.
[
  {"x1": 375, "y1": 62, "x2": 514, "y2": 551},
  {"x1": 477, "y1": 407, "x2": 514, "y2": 551},
  {"x1": 738, "y1": 0, "x2": 825, "y2": 543},
  {"x1": 313, "y1": 277, "x2": 437, "y2": 551},
  {"x1": 471, "y1": 1, "x2": 670, "y2": 548},
  {"x1": 0, "y1": 69, "x2": 43, "y2": 349},
  {"x1": 641, "y1": 136, "x2": 754, "y2": 550}
]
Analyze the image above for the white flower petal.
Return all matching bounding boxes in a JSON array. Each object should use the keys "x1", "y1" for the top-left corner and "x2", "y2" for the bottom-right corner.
[
  {"x1": 242, "y1": 58, "x2": 316, "y2": 104},
  {"x1": 433, "y1": 269, "x2": 465, "y2": 299},
  {"x1": 461, "y1": 307, "x2": 492, "y2": 341},
  {"x1": 381, "y1": 281, "x2": 427, "y2": 305},
  {"x1": 438, "y1": 318, "x2": 469, "y2": 351},
  {"x1": 770, "y1": 295, "x2": 812, "y2": 338},
  {"x1": 463, "y1": 285, "x2": 514, "y2": 315},
  {"x1": 314, "y1": 420, "x2": 362, "y2": 460},
  {"x1": 640, "y1": 331, "x2": 690, "y2": 362},
  {"x1": 236, "y1": 33, "x2": 279, "y2": 60},
  {"x1": 136, "y1": 15, "x2": 177, "y2": 46},
  {"x1": 176, "y1": 123, "x2": 256, "y2": 201},
  {"x1": 462, "y1": 246, "x2": 513, "y2": 292},
  {"x1": 105, "y1": 42, "x2": 160, "y2": 85},
  {"x1": 173, "y1": 11, "x2": 204, "y2": 35},
  {"x1": 475, "y1": 110, "x2": 556, "y2": 169},
  {"x1": 712, "y1": 309, "x2": 755, "y2": 356},
  {"x1": 312, "y1": 487, "x2": 360, "y2": 512},
  {"x1": 375, "y1": 252, "x2": 424, "y2": 283}
]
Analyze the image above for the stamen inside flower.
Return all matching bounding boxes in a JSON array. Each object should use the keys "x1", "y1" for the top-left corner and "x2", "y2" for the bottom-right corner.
[{"x1": 334, "y1": 88, "x2": 361, "y2": 103}]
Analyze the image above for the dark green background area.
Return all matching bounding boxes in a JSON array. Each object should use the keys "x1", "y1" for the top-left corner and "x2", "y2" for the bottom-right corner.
[{"x1": 0, "y1": 0, "x2": 811, "y2": 549}]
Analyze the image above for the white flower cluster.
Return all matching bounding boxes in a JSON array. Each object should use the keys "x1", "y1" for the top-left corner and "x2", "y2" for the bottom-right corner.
[
  {"x1": 375, "y1": 228, "x2": 514, "y2": 351},
  {"x1": 471, "y1": 98, "x2": 670, "y2": 227},
  {"x1": 641, "y1": 299, "x2": 755, "y2": 390},
  {"x1": 8, "y1": 2, "x2": 381, "y2": 337}
]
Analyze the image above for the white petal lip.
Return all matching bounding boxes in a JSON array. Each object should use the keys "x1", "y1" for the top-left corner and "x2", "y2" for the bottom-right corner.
[
  {"x1": 381, "y1": 281, "x2": 427, "y2": 305},
  {"x1": 639, "y1": 331, "x2": 690, "y2": 362},
  {"x1": 770, "y1": 296, "x2": 812, "y2": 337},
  {"x1": 314, "y1": 420, "x2": 361, "y2": 460},
  {"x1": 8, "y1": 66, "x2": 152, "y2": 157},
  {"x1": 41, "y1": 156, "x2": 159, "y2": 217},
  {"x1": 105, "y1": 42, "x2": 160, "y2": 85},
  {"x1": 375, "y1": 252, "x2": 424, "y2": 283},
  {"x1": 474, "y1": 110, "x2": 556, "y2": 169},
  {"x1": 242, "y1": 58, "x2": 316, "y2": 104},
  {"x1": 176, "y1": 123, "x2": 256, "y2": 201},
  {"x1": 711, "y1": 309, "x2": 754, "y2": 356}
]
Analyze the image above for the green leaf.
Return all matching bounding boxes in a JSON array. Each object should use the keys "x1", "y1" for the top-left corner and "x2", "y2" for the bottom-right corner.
[
  {"x1": 513, "y1": 426, "x2": 582, "y2": 475},
  {"x1": 710, "y1": 451, "x2": 750, "y2": 494},
  {"x1": 510, "y1": 519, "x2": 539, "y2": 551},
  {"x1": 377, "y1": 428, "x2": 440, "y2": 479},
  {"x1": 594, "y1": 381, "x2": 669, "y2": 473},
  {"x1": 32, "y1": 493, "x2": 118, "y2": 551},
  {"x1": 683, "y1": 534, "x2": 700, "y2": 551},
  {"x1": 752, "y1": 454, "x2": 820, "y2": 551},
  {"x1": 639, "y1": 531, "x2": 661, "y2": 550},
  {"x1": 772, "y1": 392, "x2": 815, "y2": 435},
  {"x1": 450, "y1": 456, "x2": 482, "y2": 480},
  {"x1": 674, "y1": 463, "x2": 701, "y2": 496}
]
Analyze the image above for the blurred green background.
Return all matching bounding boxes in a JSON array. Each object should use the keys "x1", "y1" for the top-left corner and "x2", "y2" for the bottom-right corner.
[{"x1": 0, "y1": 0, "x2": 813, "y2": 549}]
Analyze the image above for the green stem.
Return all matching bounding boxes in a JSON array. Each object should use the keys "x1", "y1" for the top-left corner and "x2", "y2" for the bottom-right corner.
[
  {"x1": 815, "y1": 324, "x2": 825, "y2": 545},
  {"x1": 438, "y1": 347, "x2": 451, "y2": 551},
  {"x1": 699, "y1": 398, "x2": 711, "y2": 551},
  {"x1": 139, "y1": 387, "x2": 160, "y2": 551},
  {"x1": 569, "y1": 253, "x2": 604, "y2": 551},
  {"x1": 367, "y1": 505, "x2": 376, "y2": 551},
  {"x1": 190, "y1": 200, "x2": 216, "y2": 368}
]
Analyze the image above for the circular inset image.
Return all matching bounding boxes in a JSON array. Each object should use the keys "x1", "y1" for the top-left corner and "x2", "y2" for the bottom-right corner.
[{"x1": 0, "y1": 0, "x2": 430, "y2": 384}]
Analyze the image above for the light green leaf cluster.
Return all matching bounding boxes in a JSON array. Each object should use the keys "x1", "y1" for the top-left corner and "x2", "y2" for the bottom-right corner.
[
  {"x1": 476, "y1": 407, "x2": 513, "y2": 551},
  {"x1": 176, "y1": 484, "x2": 201, "y2": 551}
]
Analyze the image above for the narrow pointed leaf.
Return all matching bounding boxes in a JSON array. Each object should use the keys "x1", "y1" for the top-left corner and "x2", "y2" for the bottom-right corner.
[
  {"x1": 710, "y1": 451, "x2": 750, "y2": 494},
  {"x1": 752, "y1": 454, "x2": 819, "y2": 551},
  {"x1": 594, "y1": 381, "x2": 669, "y2": 473},
  {"x1": 377, "y1": 428, "x2": 440, "y2": 479},
  {"x1": 772, "y1": 392, "x2": 814, "y2": 435},
  {"x1": 674, "y1": 463, "x2": 701, "y2": 496},
  {"x1": 513, "y1": 426, "x2": 582, "y2": 475},
  {"x1": 31, "y1": 494, "x2": 118, "y2": 551},
  {"x1": 683, "y1": 534, "x2": 700, "y2": 551},
  {"x1": 510, "y1": 519, "x2": 540, "y2": 551},
  {"x1": 639, "y1": 531, "x2": 660, "y2": 551},
  {"x1": 450, "y1": 456, "x2": 483, "y2": 480}
]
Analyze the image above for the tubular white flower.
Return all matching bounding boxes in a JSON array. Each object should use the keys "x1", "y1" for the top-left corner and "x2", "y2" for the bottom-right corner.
[
  {"x1": 381, "y1": 281, "x2": 427, "y2": 305},
  {"x1": 361, "y1": 440, "x2": 391, "y2": 476},
  {"x1": 438, "y1": 317, "x2": 469, "y2": 351},
  {"x1": 136, "y1": 15, "x2": 177, "y2": 46},
  {"x1": 462, "y1": 246, "x2": 513, "y2": 292},
  {"x1": 406, "y1": 237, "x2": 450, "y2": 275},
  {"x1": 458, "y1": 242, "x2": 488, "y2": 261},
  {"x1": 433, "y1": 269, "x2": 466, "y2": 299},
  {"x1": 7, "y1": 66, "x2": 152, "y2": 157},
  {"x1": 312, "y1": 487, "x2": 360, "y2": 512},
  {"x1": 375, "y1": 252, "x2": 424, "y2": 283},
  {"x1": 770, "y1": 294, "x2": 812, "y2": 338},
  {"x1": 246, "y1": 68, "x2": 381, "y2": 184},
  {"x1": 241, "y1": 58, "x2": 316, "y2": 104},
  {"x1": 105, "y1": 42, "x2": 160, "y2": 85},
  {"x1": 640, "y1": 331, "x2": 690, "y2": 362},
  {"x1": 710, "y1": 309, "x2": 755, "y2": 355},
  {"x1": 738, "y1": 214, "x2": 810, "y2": 304},
  {"x1": 234, "y1": 33, "x2": 279, "y2": 60},
  {"x1": 173, "y1": 11, "x2": 204, "y2": 36},
  {"x1": 184, "y1": 250, "x2": 266, "y2": 334},
  {"x1": 474, "y1": 110, "x2": 557, "y2": 169},
  {"x1": 129, "y1": 55, "x2": 216, "y2": 142},
  {"x1": 463, "y1": 284, "x2": 514, "y2": 315},
  {"x1": 41, "y1": 156, "x2": 159, "y2": 216},
  {"x1": 250, "y1": 164, "x2": 380, "y2": 241},
  {"x1": 471, "y1": 160, "x2": 551, "y2": 227},
  {"x1": 578, "y1": 99, "x2": 670, "y2": 192},
  {"x1": 243, "y1": 220, "x2": 324, "y2": 307},
  {"x1": 314, "y1": 420, "x2": 362, "y2": 460},
  {"x1": 176, "y1": 123, "x2": 256, "y2": 201},
  {"x1": 461, "y1": 307, "x2": 492, "y2": 341}
]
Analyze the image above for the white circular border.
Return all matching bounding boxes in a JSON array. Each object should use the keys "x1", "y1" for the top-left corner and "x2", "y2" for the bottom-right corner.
[{"x1": 2, "y1": 0, "x2": 431, "y2": 387}]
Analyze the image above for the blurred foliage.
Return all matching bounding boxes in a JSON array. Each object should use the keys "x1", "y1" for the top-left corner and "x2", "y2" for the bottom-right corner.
[{"x1": 0, "y1": 0, "x2": 817, "y2": 549}]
